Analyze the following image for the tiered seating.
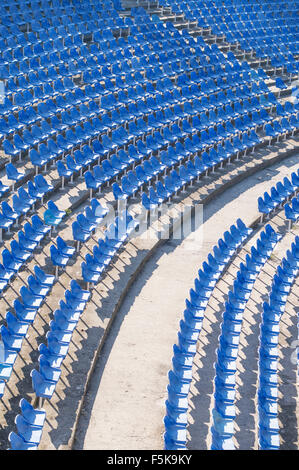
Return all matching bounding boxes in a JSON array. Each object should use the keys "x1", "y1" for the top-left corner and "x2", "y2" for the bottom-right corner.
[
  {"x1": 81, "y1": 212, "x2": 139, "y2": 288},
  {"x1": 8, "y1": 399, "x2": 46, "y2": 450},
  {"x1": 30, "y1": 280, "x2": 91, "y2": 401},
  {"x1": 258, "y1": 170, "x2": 299, "y2": 222},
  {"x1": 163, "y1": 218, "x2": 253, "y2": 449},
  {"x1": 210, "y1": 225, "x2": 281, "y2": 450},
  {"x1": 0, "y1": 215, "x2": 51, "y2": 294},
  {"x1": 0, "y1": 265, "x2": 55, "y2": 396},
  {"x1": 257, "y1": 238, "x2": 299, "y2": 450},
  {"x1": 72, "y1": 199, "x2": 108, "y2": 250},
  {"x1": 285, "y1": 193, "x2": 299, "y2": 230},
  {"x1": 158, "y1": 0, "x2": 299, "y2": 78}
]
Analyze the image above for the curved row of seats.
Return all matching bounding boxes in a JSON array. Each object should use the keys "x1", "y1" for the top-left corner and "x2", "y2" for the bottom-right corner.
[
  {"x1": 285, "y1": 193, "x2": 299, "y2": 230},
  {"x1": 163, "y1": 218, "x2": 253, "y2": 449},
  {"x1": 0, "y1": 265, "x2": 55, "y2": 397},
  {"x1": 258, "y1": 170, "x2": 299, "y2": 222},
  {"x1": 258, "y1": 236, "x2": 299, "y2": 449},
  {"x1": 158, "y1": 0, "x2": 298, "y2": 79},
  {"x1": 210, "y1": 224, "x2": 281, "y2": 450},
  {"x1": 50, "y1": 198, "x2": 108, "y2": 273},
  {"x1": 0, "y1": 193, "x2": 109, "y2": 401},
  {"x1": 81, "y1": 212, "x2": 139, "y2": 287}
]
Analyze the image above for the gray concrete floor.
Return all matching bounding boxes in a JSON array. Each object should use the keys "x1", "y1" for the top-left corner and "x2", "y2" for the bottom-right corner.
[{"x1": 73, "y1": 154, "x2": 299, "y2": 450}]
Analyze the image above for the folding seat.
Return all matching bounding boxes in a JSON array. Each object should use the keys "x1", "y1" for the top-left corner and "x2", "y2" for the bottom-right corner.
[
  {"x1": 75, "y1": 213, "x2": 96, "y2": 237},
  {"x1": 29, "y1": 149, "x2": 47, "y2": 173},
  {"x1": 56, "y1": 111, "x2": 72, "y2": 130},
  {"x1": 285, "y1": 102, "x2": 295, "y2": 116},
  {"x1": 1, "y1": 322, "x2": 25, "y2": 356},
  {"x1": 275, "y1": 78, "x2": 287, "y2": 97},
  {"x1": 225, "y1": 121, "x2": 239, "y2": 137},
  {"x1": 30, "y1": 368, "x2": 56, "y2": 400},
  {"x1": 280, "y1": 118, "x2": 293, "y2": 135},
  {"x1": 6, "y1": 164, "x2": 24, "y2": 192},
  {"x1": 265, "y1": 123, "x2": 280, "y2": 144},
  {"x1": 235, "y1": 132, "x2": 250, "y2": 153},
  {"x1": 0, "y1": 179, "x2": 9, "y2": 201},
  {"x1": 276, "y1": 103, "x2": 288, "y2": 121},
  {"x1": 0, "y1": 118, "x2": 13, "y2": 140},
  {"x1": 30, "y1": 175, "x2": 50, "y2": 203},
  {"x1": 74, "y1": 147, "x2": 91, "y2": 171},
  {"x1": 36, "y1": 102, "x2": 53, "y2": 120},
  {"x1": 111, "y1": 180, "x2": 127, "y2": 201},
  {"x1": 2, "y1": 241, "x2": 24, "y2": 274},
  {"x1": 12, "y1": 190, "x2": 32, "y2": 218},
  {"x1": 235, "y1": 117, "x2": 247, "y2": 134},
  {"x1": 85, "y1": 204, "x2": 104, "y2": 227}
]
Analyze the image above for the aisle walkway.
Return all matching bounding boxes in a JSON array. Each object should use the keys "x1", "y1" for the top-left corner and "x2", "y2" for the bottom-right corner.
[{"x1": 73, "y1": 154, "x2": 299, "y2": 450}]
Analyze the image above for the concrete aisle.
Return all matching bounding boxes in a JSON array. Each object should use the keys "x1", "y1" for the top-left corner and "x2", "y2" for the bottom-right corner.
[{"x1": 73, "y1": 154, "x2": 299, "y2": 450}]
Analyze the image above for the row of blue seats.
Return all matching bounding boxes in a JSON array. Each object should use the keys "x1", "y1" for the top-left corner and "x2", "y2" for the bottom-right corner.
[
  {"x1": 0, "y1": 92, "x2": 279, "y2": 172},
  {"x1": 0, "y1": 172, "x2": 54, "y2": 239},
  {"x1": 0, "y1": 266, "x2": 55, "y2": 394},
  {"x1": 31, "y1": 210, "x2": 140, "y2": 401},
  {"x1": 1, "y1": 67, "x2": 282, "y2": 212},
  {"x1": 0, "y1": 21, "x2": 200, "y2": 73},
  {"x1": 8, "y1": 398, "x2": 46, "y2": 450},
  {"x1": 164, "y1": 0, "x2": 298, "y2": 52},
  {"x1": 0, "y1": 42, "x2": 245, "y2": 126},
  {"x1": 285, "y1": 194, "x2": 299, "y2": 230},
  {"x1": 0, "y1": 213, "x2": 52, "y2": 294},
  {"x1": 112, "y1": 129, "x2": 262, "y2": 204},
  {"x1": 2, "y1": 55, "x2": 262, "y2": 110},
  {"x1": 1, "y1": 74, "x2": 264, "y2": 141},
  {"x1": 0, "y1": 93, "x2": 100, "y2": 125},
  {"x1": 1, "y1": 14, "x2": 124, "y2": 40},
  {"x1": 0, "y1": 1, "x2": 123, "y2": 37},
  {"x1": 81, "y1": 213, "x2": 139, "y2": 287},
  {"x1": 258, "y1": 237, "x2": 299, "y2": 450},
  {"x1": 0, "y1": 19, "x2": 266, "y2": 91},
  {"x1": 258, "y1": 237, "x2": 299, "y2": 449},
  {"x1": 1, "y1": 93, "x2": 283, "y2": 187},
  {"x1": 211, "y1": 223, "x2": 281, "y2": 449},
  {"x1": 272, "y1": 114, "x2": 299, "y2": 137},
  {"x1": 0, "y1": 23, "x2": 209, "y2": 83},
  {"x1": 87, "y1": 153, "x2": 162, "y2": 200},
  {"x1": 177, "y1": 1, "x2": 298, "y2": 29},
  {"x1": 265, "y1": 118, "x2": 299, "y2": 144},
  {"x1": 73, "y1": 105, "x2": 272, "y2": 199},
  {"x1": 164, "y1": 0, "x2": 298, "y2": 13},
  {"x1": 0, "y1": 0, "x2": 120, "y2": 16},
  {"x1": 258, "y1": 171, "x2": 299, "y2": 219},
  {"x1": 0, "y1": 200, "x2": 63, "y2": 282},
  {"x1": 51, "y1": 199, "x2": 108, "y2": 271},
  {"x1": 0, "y1": 0, "x2": 120, "y2": 14},
  {"x1": 0, "y1": 39, "x2": 278, "y2": 151},
  {"x1": 164, "y1": 218, "x2": 253, "y2": 449},
  {"x1": 163, "y1": 0, "x2": 298, "y2": 18}
]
